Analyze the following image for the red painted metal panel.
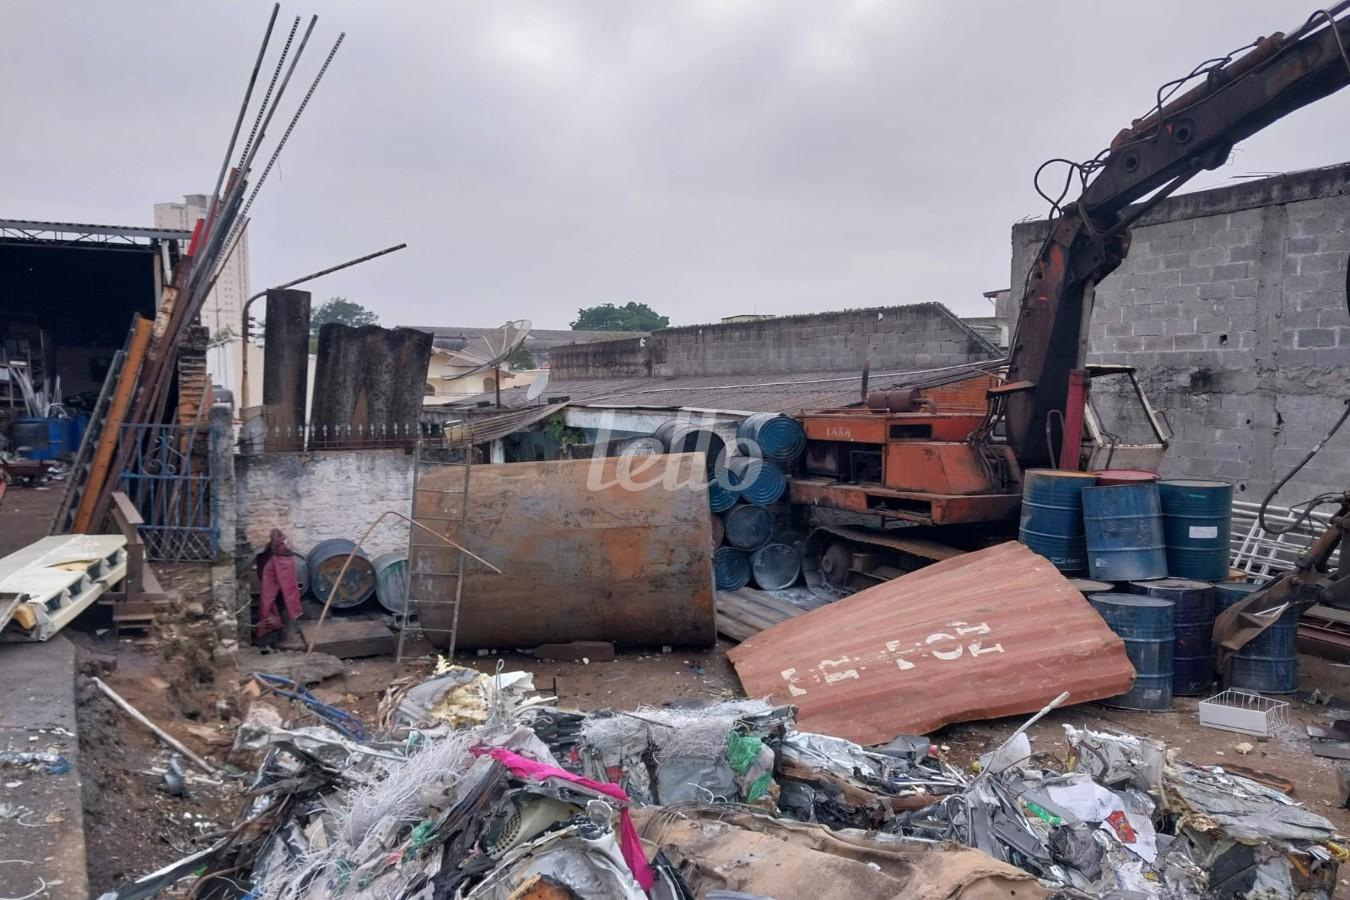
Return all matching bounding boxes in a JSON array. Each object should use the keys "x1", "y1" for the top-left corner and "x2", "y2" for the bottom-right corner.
[
  {"x1": 786, "y1": 478, "x2": 1021, "y2": 526},
  {"x1": 727, "y1": 541, "x2": 1136, "y2": 744}
]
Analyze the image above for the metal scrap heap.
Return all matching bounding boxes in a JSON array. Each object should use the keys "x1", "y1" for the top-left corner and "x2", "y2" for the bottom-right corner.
[{"x1": 101, "y1": 664, "x2": 1342, "y2": 899}]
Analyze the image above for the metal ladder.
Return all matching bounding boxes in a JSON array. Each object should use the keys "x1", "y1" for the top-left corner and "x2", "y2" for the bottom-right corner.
[
  {"x1": 50, "y1": 341, "x2": 130, "y2": 535},
  {"x1": 396, "y1": 435, "x2": 474, "y2": 663}
]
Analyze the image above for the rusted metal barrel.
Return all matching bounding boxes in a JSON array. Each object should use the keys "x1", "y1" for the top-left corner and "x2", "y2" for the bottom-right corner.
[
  {"x1": 722, "y1": 503, "x2": 774, "y2": 551},
  {"x1": 751, "y1": 542, "x2": 801, "y2": 590},
  {"x1": 1091, "y1": 469, "x2": 1160, "y2": 486},
  {"x1": 1129, "y1": 577, "x2": 1215, "y2": 696},
  {"x1": 308, "y1": 539, "x2": 377, "y2": 608},
  {"x1": 372, "y1": 551, "x2": 410, "y2": 614},
  {"x1": 714, "y1": 546, "x2": 751, "y2": 590},
  {"x1": 1069, "y1": 578, "x2": 1114, "y2": 595},
  {"x1": 736, "y1": 413, "x2": 806, "y2": 465},
  {"x1": 654, "y1": 421, "x2": 726, "y2": 471},
  {"x1": 725, "y1": 456, "x2": 786, "y2": 506},
  {"x1": 1019, "y1": 469, "x2": 1097, "y2": 573},
  {"x1": 1089, "y1": 593, "x2": 1174, "y2": 710}
]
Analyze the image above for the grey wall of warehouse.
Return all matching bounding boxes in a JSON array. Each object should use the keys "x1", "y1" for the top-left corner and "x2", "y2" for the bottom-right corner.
[
  {"x1": 549, "y1": 303, "x2": 1000, "y2": 379},
  {"x1": 234, "y1": 448, "x2": 415, "y2": 557},
  {"x1": 1010, "y1": 163, "x2": 1350, "y2": 503}
]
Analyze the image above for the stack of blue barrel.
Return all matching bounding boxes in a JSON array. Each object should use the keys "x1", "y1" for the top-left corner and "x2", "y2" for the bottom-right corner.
[
  {"x1": 1019, "y1": 469, "x2": 1292, "y2": 707},
  {"x1": 709, "y1": 413, "x2": 807, "y2": 592}
]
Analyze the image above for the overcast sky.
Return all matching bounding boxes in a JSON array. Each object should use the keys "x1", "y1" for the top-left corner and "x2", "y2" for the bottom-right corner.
[{"x1": 4, "y1": 1, "x2": 1349, "y2": 329}]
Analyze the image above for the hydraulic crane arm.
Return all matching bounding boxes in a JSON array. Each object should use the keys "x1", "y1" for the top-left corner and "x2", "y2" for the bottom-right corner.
[{"x1": 1005, "y1": 3, "x2": 1350, "y2": 468}]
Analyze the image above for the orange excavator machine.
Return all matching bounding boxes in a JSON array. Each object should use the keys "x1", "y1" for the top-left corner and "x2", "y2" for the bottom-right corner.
[{"x1": 793, "y1": 4, "x2": 1350, "y2": 592}]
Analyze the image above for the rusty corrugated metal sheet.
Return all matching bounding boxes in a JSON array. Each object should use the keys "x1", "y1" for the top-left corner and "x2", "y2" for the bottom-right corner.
[{"x1": 727, "y1": 542, "x2": 1135, "y2": 744}]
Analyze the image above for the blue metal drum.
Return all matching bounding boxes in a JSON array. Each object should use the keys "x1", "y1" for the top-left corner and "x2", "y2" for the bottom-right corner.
[
  {"x1": 708, "y1": 480, "x2": 738, "y2": 513},
  {"x1": 721, "y1": 503, "x2": 774, "y2": 551},
  {"x1": 725, "y1": 457, "x2": 787, "y2": 506},
  {"x1": 1081, "y1": 484, "x2": 1168, "y2": 581},
  {"x1": 372, "y1": 552, "x2": 411, "y2": 614},
  {"x1": 1069, "y1": 578, "x2": 1115, "y2": 595},
  {"x1": 1019, "y1": 469, "x2": 1098, "y2": 573},
  {"x1": 1129, "y1": 578, "x2": 1215, "y2": 696},
  {"x1": 713, "y1": 546, "x2": 751, "y2": 591},
  {"x1": 737, "y1": 413, "x2": 807, "y2": 465},
  {"x1": 1089, "y1": 592, "x2": 1175, "y2": 710},
  {"x1": 750, "y1": 542, "x2": 801, "y2": 590},
  {"x1": 1215, "y1": 582, "x2": 1298, "y2": 694},
  {"x1": 655, "y1": 421, "x2": 726, "y2": 472},
  {"x1": 1158, "y1": 480, "x2": 1234, "y2": 582}
]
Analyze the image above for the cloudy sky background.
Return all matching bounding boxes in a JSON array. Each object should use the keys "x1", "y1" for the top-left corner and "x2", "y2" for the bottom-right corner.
[{"x1": 4, "y1": 1, "x2": 1349, "y2": 329}]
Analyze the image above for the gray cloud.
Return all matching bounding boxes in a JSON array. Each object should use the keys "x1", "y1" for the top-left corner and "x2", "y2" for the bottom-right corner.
[{"x1": 3, "y1": 1, "x2": 1347, "y2": 328}]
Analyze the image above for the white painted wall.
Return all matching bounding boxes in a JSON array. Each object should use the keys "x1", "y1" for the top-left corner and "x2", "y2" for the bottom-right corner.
[{"x1": 235, "y1": 449, "x2": 415, "y2": 557}]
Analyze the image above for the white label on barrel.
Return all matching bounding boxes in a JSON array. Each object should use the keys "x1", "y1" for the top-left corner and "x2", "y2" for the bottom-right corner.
[{"x1": 1189, "y1": 526, "x2": 1219, "y2": 539}]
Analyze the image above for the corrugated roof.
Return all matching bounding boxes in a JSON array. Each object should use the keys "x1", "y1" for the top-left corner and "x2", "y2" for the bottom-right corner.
[
  {"x1": 726, "y1": 542, "x2": 1136, "y2": 744},
  {"x1": 442, "y1": 360, "x2": 1005, "y2": 416}
]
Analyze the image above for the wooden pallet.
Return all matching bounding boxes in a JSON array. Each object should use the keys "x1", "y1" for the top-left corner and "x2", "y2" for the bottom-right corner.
[{"x1": 716, "y1": 587, "x2": 819, "y2": 643}]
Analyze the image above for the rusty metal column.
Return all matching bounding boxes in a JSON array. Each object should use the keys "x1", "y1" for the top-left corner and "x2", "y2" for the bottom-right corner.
[{"x1": 262, "y1": 289, "x2": 311, "y2": 451}]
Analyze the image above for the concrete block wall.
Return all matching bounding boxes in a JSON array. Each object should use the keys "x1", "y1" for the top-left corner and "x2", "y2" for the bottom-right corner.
[
  {"x1": 1010, "y1": 163, "x2": 1350, "y2": 502},
  {"x1": 234, "y1": 448, "x2": 415, "y2": 558},
  {"x1": 551, "y1": 303, "x2": 1000, "y2": 380}
]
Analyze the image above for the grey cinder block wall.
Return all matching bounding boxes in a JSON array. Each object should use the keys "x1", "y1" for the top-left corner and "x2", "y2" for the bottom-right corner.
[
  {"x1": 1010, "y1": 163, "x2": 1350, "y2": 504},
  {"x1": 551, "y1": 303, "x2": 1000, "y2": 380}
]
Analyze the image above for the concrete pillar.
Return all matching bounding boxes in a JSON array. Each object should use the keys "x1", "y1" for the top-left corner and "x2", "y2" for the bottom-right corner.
[
  {"x1": 262, "y1": 289, "x2": 311, "y2": 450},
  {"x1": 208, "y1": 401, "x2": 246, "y2": 643}
]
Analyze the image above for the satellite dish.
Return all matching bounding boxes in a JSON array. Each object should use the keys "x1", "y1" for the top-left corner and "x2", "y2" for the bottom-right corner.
[
  {"x1": 444, "y1": 319, "x2": 532, "y2": 377},
  {"x1": 526, "y1": 370, "x2": 550, "y2": 402}
]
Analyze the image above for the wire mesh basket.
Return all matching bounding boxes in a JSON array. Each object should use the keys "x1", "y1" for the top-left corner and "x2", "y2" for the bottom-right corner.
[{"x1": 1198, "y1": 689, "x2": 1290, "y2": 737}]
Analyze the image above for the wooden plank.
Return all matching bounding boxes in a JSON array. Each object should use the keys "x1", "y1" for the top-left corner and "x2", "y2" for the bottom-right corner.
[
  {"x1": 74, "y1": 317, "x2": 153, "y2": 533},
  {"x1": 413, "y1": 453, "x2": 716, "y2": 649},
  {"x1": 715, "y1": 587, "x2": 807, "y2": 642},
  {"x1": 289, "y1": 618, "x2": 395, "y2": 659}
]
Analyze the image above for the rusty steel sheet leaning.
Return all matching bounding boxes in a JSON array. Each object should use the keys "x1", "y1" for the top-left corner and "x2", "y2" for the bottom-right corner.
[
  {"x1": 413, "y1": 452, "x2": 717, "y2": 649},
  {"x1": 727, "y1": 541, "x2": 1135, "y2": 744}
]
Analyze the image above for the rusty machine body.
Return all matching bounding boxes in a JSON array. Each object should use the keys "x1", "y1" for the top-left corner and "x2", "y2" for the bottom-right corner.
[{"x1": 795, "y1": 4, "x2": 1350, "y2": 605}]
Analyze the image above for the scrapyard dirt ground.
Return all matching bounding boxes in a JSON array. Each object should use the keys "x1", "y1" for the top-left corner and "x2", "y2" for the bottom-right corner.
[{"x1": 75, "y1": 601, "x2": 1350, "y2": 896}]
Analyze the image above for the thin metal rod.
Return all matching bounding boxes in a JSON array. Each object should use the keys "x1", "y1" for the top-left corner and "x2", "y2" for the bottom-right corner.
[
  {"x1": 237, "y1": 15, "x2": 300, "y2": 171},
  {"x1": 305, "y1": 509, "x2": 500, "y2": 658},
  {"x1": 395, "y1": 441, "x2": 424, "y2": 665},
  {"x1": 238, "y1": 243, "x2": 407, "y2": 409},
  {"x1": 201, "y1": 4, "x2": 280, "y2": 265},
  {"x1": 93, "y1": 677, "x2": 218, "y2": 775}
]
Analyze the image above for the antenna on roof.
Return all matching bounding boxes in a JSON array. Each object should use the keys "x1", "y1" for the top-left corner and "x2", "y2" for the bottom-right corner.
[
  {"x1": 526, "y1": 370, "x2": 550, "y2": 403},
  {"x1": 441, "y1": 319, "x2": 530, "y2": 408}
]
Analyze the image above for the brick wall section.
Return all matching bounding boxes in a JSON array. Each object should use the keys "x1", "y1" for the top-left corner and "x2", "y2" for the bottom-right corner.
[
  {"x1": 550, "y1": 303, "x2": 1001, "y2": 380},
  {"x1": 234, "y1": 448, "x2": 414, "y2": 557},
  {"x1": 1010, "y1": 163, "x2": 1350, "y2": 502}
]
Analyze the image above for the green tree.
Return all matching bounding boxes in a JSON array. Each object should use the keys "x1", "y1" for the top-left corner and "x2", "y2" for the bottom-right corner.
[
  {"x1": 507, "y1": 345, "x2": 537, "y2": 369},
  {"x1": 310, "y1": 297, "x2": 379, "y2": 338},
  {"x1": 571, "y1": 301, "x2": 669, "y2": 332}
]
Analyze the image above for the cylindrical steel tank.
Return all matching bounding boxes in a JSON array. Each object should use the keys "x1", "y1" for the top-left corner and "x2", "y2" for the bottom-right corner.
[
  {"x1": 736, "y1": 413, "x2": 806, "y2": 465},
  {"x1": 1069, "y1": 578, "x2": 1115, "y2": 595},
  {"x1": 617, "y1": 435, "x2": 665, "y2": 457},
  {"x1": 1019, "y1": 469, "x2": 1097, "y2": 573},
  {"x1": 372, "y1": 551, "x2": 410, "y2": 614},
  {"x1": 308, "y1": 539, "x2": 377, "y2": 608},
  {"x1": 1081, "y1": 483, "x2": 1168, "y2": 581},
  {"x1": 751, "y1": 542, "x2": 801, "y2": 590},
  {"x1": 725, "y1": 456, "x2": 787, "y2": 507},
  {"x1": 1158, "y1": 479, "x2": 1234, "y2": 582},
  {"x1": 1129, "y1": 577, "x2": 1215, "y2": 696},
  {"x1": 1089, "y1": 592, "x2": 1175, "y2": 710},
  {"x1": 1091, "y1": 469, "x2": 1160, "y2": 486},
  {"x1": 1215, "y1": 582, "x2": 1298, "y2": 694},
  {"x1": 708, "y1": 480, "x2": 739, "y2": 513},
  {"x1": 722, "y1": 503, "x2": 774, "y2": 551},
  {"x1": 654, "y1": 421, "x2": 726, "y2": 471},
  {"x1": 713, "y1": 546, "x2": 751, "y2": 591}
]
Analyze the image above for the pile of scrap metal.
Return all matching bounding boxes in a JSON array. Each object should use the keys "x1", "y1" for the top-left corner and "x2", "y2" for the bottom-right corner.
[
  {"x1": 897, "y1": 724, "x2": 1342, "y2": 898},
  {"x1": 100, "y1": 665, "x2": 1025, "y2": 900}
]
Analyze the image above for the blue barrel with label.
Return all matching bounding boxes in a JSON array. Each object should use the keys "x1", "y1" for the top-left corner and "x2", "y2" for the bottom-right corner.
[
  {"x1": 722, "y1": 503, "x2": 774, "y2": 551},
  {"x1": 1215, "y1": 582, "x2": 1298, "y2": 694},
  {"x1": 1082, "y1": 483, "x2": 1168, "y2": 581},
  {"x1": 1089, "y1": 593, "x2": 1175, "y2": 710},
  {"x1": 737, "y1": 413, "x2": 806, "y2": 465},
  {"x1": 725, "y1": 456, "x2": 787, "y2": 507},
  {"x1": 713, "y1": 546, "x2": 751, "y2": 591},
  {"x1": 1019, "y1": 469, "x2": 1097, "y2": 573},
  {"x1": 1129, "y1": 578, "x2": 1215, "y2": 695},
  {"x1": 1158, "y1": 480, "x2": 1233, "y2": 582}
]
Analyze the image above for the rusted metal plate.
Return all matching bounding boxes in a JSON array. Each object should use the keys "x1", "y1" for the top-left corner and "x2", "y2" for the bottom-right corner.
[
  {"x1": 787, "y1": 477, "x2": 1021, "y2": 526},
  {"x1": 727, "y1": 541, "x2": 1135, "y2": 743},
  {"x1": 414, "y1": 452, "x2": 716, "y2": 649}
]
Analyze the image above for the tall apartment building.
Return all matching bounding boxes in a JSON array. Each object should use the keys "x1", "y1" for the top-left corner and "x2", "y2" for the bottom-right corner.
[{"x1": 152, "y1": 194, "x2": 251, "y2": 338}]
